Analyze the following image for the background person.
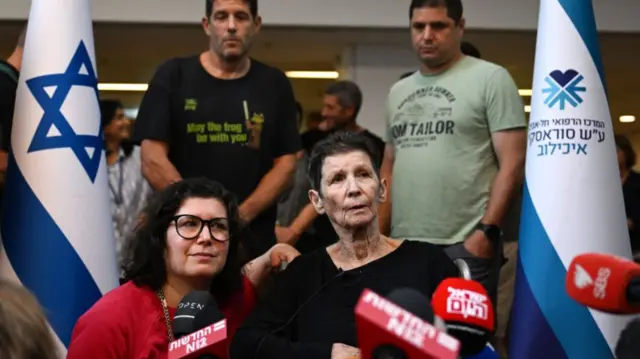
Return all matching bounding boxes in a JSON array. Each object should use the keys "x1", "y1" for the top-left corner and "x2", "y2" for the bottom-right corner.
[
  {"x1": 134, "y1": 0, "x2": 301, "y2": 260},
  {"x1": 0, "y1": 279, "x2": 59, "y2": 359}
]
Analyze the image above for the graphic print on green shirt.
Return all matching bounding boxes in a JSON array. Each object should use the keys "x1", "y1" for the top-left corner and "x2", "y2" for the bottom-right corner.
[{"x1": 385, "y1": 56, "x2": 527, "y2": 245}]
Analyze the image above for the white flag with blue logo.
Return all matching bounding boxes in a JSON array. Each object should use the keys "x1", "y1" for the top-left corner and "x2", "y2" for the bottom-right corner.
[
  {"x1": 0, "y1": 0, "x2": 119, "y2": 355},
  {"x1": 509, "y1": 0, "x2": 633, "y2": 358}
]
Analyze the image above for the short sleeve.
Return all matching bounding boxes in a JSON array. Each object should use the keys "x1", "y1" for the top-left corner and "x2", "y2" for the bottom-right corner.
[
  {"x1": 485, "y1": 68, "x2": 527, "y2": 133},
  {"x1": 273, "y1": 71, "x2": 302, "y2": 158},
  {"x1": 66, "y1": 307, "x2": 128, "y2": 359},
  {"x1": 133, "y1": 59, "x2": 178, "y2": 145},
  {"x1": 0, "y1": 76, "x2": 17, "y2": 151}
]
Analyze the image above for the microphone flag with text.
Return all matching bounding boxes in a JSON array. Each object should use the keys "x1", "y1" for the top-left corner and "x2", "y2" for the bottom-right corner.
[
  {"x1": 508, "y1": 0, "x2": 635, "y2": 358},
  {"x1": 0, "y1": 0, "x2": 119, "y2": 357},
  {"x1": 566, "y1": 252, "x2": 640, "y2": 314},
  {"x1": 354, "y1": 287, "x2": 460, "y2": 359},
  {"x1": 431, "y1": 277, "x2": 494, "y2": 356},
  {"x1": 169, "y1": 291, "x2": 228, "y2": 359}
]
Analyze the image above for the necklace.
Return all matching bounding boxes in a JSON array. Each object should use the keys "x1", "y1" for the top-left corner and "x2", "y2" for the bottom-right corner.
[{"x1": 156, "y1": 289, "x2": 174, "y2": 342}]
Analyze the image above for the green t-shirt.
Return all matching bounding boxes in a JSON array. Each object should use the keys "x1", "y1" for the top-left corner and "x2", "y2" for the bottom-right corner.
[{"x1": 385, "y1": 56, "x2": 526, "y2": 245}]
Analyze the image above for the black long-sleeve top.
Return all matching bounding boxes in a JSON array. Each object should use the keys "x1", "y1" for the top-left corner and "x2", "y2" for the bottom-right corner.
[{"x1": 230, "y1": 240, "x2": 459, "y2": 359}]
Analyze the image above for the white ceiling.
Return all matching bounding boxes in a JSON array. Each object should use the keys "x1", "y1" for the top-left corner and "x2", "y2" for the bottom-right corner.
[{"x1": 0, "y1": 22, "x2": 639, "y2": 133}]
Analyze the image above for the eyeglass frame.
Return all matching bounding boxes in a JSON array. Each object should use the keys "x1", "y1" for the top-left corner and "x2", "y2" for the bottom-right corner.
[{"x1": 170, "y1": 214, "x2": 231, "y2": 242}]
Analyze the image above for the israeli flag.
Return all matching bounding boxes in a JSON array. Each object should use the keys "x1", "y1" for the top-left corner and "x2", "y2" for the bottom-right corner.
[
  {"x1": 509, "y1": 0, "x2": 634, "y2": 358},
  {"x1": 0, "y1": 0, "x2": 119, "y2": 355}
]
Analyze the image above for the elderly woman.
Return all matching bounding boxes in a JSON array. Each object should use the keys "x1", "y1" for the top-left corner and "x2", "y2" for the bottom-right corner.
[
  {"x1": 231, "y1": 131, "x2": 459, "y2": 359},
  {"x1": 66, "y1": 178, "x2": 299, "y2": 359}
]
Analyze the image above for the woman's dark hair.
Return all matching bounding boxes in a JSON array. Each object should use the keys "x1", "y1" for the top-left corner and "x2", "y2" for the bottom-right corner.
[
  {"x1": 307, "y1": 131, "x2": 381, "y2": 195},
  {"x1": 100, "y1": 99, "x2": 133, "y2": 157},
  {"x1": 615, "y1": 134, "x2": 636, "y2": 170},
  {"x1": 121, "y1": 177, "x2": 248, "y2": 301}
]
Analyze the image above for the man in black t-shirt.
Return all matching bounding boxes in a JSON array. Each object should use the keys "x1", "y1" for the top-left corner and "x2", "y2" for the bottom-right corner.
[
  {"x1": 0, "y1": 26, "x2": 26, "y2": 204},
  {"x1": 134, "y1": 0, "x2": 300, "y2": 259},
  {"x1": 276, "y1": 80, "x2": 385, "y2": 252}
]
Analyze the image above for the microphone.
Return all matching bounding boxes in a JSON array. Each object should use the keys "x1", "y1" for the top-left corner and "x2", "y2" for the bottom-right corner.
[
  {"x1": 565, "y1": 252, "x2": 640, "y2": 314},
  {"x1": 355, "y1": 288, "x2": 460, "y2": 359},
  {"x1": 431, "y1": 278, "x2": 495, "y2": 356},
  {"x1": 168, "y1": 292, "x2": 228, "y2": 359},
  {"x1": 615, "y1": 318, "x2": 640, "y2": 359},
  {"x1": 173, "y1": 291, "x2": 217, "y2": 339}
]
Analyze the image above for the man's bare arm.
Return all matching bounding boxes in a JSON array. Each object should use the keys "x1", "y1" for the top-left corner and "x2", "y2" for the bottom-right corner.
[
  {"x1": 140, "y1": 139, "x2": 181, "y2": 191},
  {"x1": 239, "y1": 154, "x2": 297, "y2": 224},
  {"x1": 0, "y1": 150, "x2": 8, "y2": 186},
  {"x1": 378, "y1": 143, "x2": 395, "y2": 236},
  {"x1": 277, "y1": 203, "x2": 319, "y2": 245},
  {"x1": 482, "y1": 129, "x2": 527, "y2": 226}
]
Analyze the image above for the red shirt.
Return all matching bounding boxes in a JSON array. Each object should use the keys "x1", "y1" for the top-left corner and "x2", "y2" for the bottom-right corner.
[{"x1": 67, "y1": 277, "x2": 257, "y2": 359}]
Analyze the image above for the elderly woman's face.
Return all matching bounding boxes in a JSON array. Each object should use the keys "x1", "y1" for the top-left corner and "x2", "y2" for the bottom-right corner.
[
  {"x1": 311, "y1": 150, "x2": 384, "y2": 229},
  {"x1": 164, "y1": 197, "x2": 230, "y2": 282}
]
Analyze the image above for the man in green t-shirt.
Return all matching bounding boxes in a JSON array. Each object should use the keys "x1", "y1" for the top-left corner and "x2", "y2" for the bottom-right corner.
[{"x1": 379, "y1": 0, "x2": 526, "y2": 311}]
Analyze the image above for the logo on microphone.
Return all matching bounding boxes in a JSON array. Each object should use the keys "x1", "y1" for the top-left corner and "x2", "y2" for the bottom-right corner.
[
  {"x1": 593, "y1": 267, "x2": 611, "y2": 300},
  {"x1": 445, "y1": 287, "x2": 489, "y2": 320},
  {"x1": 573, "y1": 264, "x2": 594, "y2": 289}
]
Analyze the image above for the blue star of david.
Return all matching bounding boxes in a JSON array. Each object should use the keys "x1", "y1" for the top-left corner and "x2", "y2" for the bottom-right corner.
[{"x1": 26, "y1": 41, "x2": 103, "y2": 182}]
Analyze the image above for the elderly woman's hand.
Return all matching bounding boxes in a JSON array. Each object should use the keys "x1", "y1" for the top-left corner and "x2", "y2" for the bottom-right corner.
[{"x1": 331, "y1": 343, "x2": 361, "y2": 359}]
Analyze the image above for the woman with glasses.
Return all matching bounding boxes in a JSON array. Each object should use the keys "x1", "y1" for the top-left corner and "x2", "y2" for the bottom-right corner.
[{"x1": 66, "y1": 177, "x2": 300, "y2": 359}]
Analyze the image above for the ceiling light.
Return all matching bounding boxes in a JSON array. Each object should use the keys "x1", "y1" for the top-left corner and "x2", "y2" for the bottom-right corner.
[
  {"x1": 285, "y1": 71, "x2": 339, "y2": 79},
  {"x1": 98, "y1": 71, "x2": 340, "y2": 92},
  {"x1": 98, "y1": 83, "x2": 148, "y2": 92},
  {"x1": 620, "y1": 115, "x2": 636, "y2": 123},
  {"x1": 524, "y1": 105, "x2": 531, "y2": 113},
  {"x1": 519, "y1": 89, "x2": 532, "y2": 96}
]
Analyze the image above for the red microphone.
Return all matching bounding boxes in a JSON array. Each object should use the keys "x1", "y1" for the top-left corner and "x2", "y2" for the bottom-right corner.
[
  {"x1": 354, "y1": 288, "x2": 460, "y2": 359},
  {"x1": 169, "y1": 303, "x2": 228, "y2": 359},
  {"x1": 431, "y1": 277, "x2": 495, "y2": 356},
  {"x1": 565, "y1": 252, "x2": 640, "y2": 314}
]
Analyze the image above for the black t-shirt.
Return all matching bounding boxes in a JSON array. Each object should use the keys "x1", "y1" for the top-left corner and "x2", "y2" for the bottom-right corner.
[
  {"x1": 0, "y1": 60, "x2": 19, "y2": 152},
  {"x1": 231, "y1": 240, "x2": 459, "y2": 358},
  {"x1": 134, "y1": 56, "x2": 301, "y2": 257},
  {"x1": 301, "y1": 128, "x2": 386, "y2": 247}
]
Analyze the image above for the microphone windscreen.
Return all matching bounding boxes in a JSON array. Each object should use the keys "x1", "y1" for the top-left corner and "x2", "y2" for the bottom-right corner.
[
  {"x1": 173, "y1": 291, "x2": 215, "y2": 339},
  {"x1": 386, "y1": 288, "x2": 434, "y2": 323},
  {"x1": 192, "y1": 301, "x2": 225, "y2": 332},
  {"x1": 565, "y1": 252, "x2": 640, "y2": 314},
  {"x1": 431, "y1": 278, "x2": 494, "y2": 356}
]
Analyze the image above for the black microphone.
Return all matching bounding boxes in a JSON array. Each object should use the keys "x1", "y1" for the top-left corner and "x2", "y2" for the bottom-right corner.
[
  {"x1": 169, "y1": 293, "x2": 228, "y2": 359},
  {"x1": 386, "y1": 288, "x2": 440, "y2": 324},
  {"x1": 374, "y1": 288, "x2": 448, "y2": 359},
  {"x1": 173, "y1": 291, "x2": 216, "y2": 339},
  {"x1": 615, "y1": 318, "x2": 640, "y2": 359},
  {"x1": 355, "y1": 287, "x2": 458, "y2": 359}
]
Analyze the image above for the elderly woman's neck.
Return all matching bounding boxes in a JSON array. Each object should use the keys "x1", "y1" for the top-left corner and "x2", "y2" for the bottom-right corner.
[{"x1": 334, "y1": 227, "x2": 392, "y2": 265}]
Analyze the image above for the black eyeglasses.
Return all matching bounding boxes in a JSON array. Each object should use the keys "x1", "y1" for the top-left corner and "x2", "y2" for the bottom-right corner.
[{"x1": 172, "y1": 215, "x2": 230, "y2": 242}]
